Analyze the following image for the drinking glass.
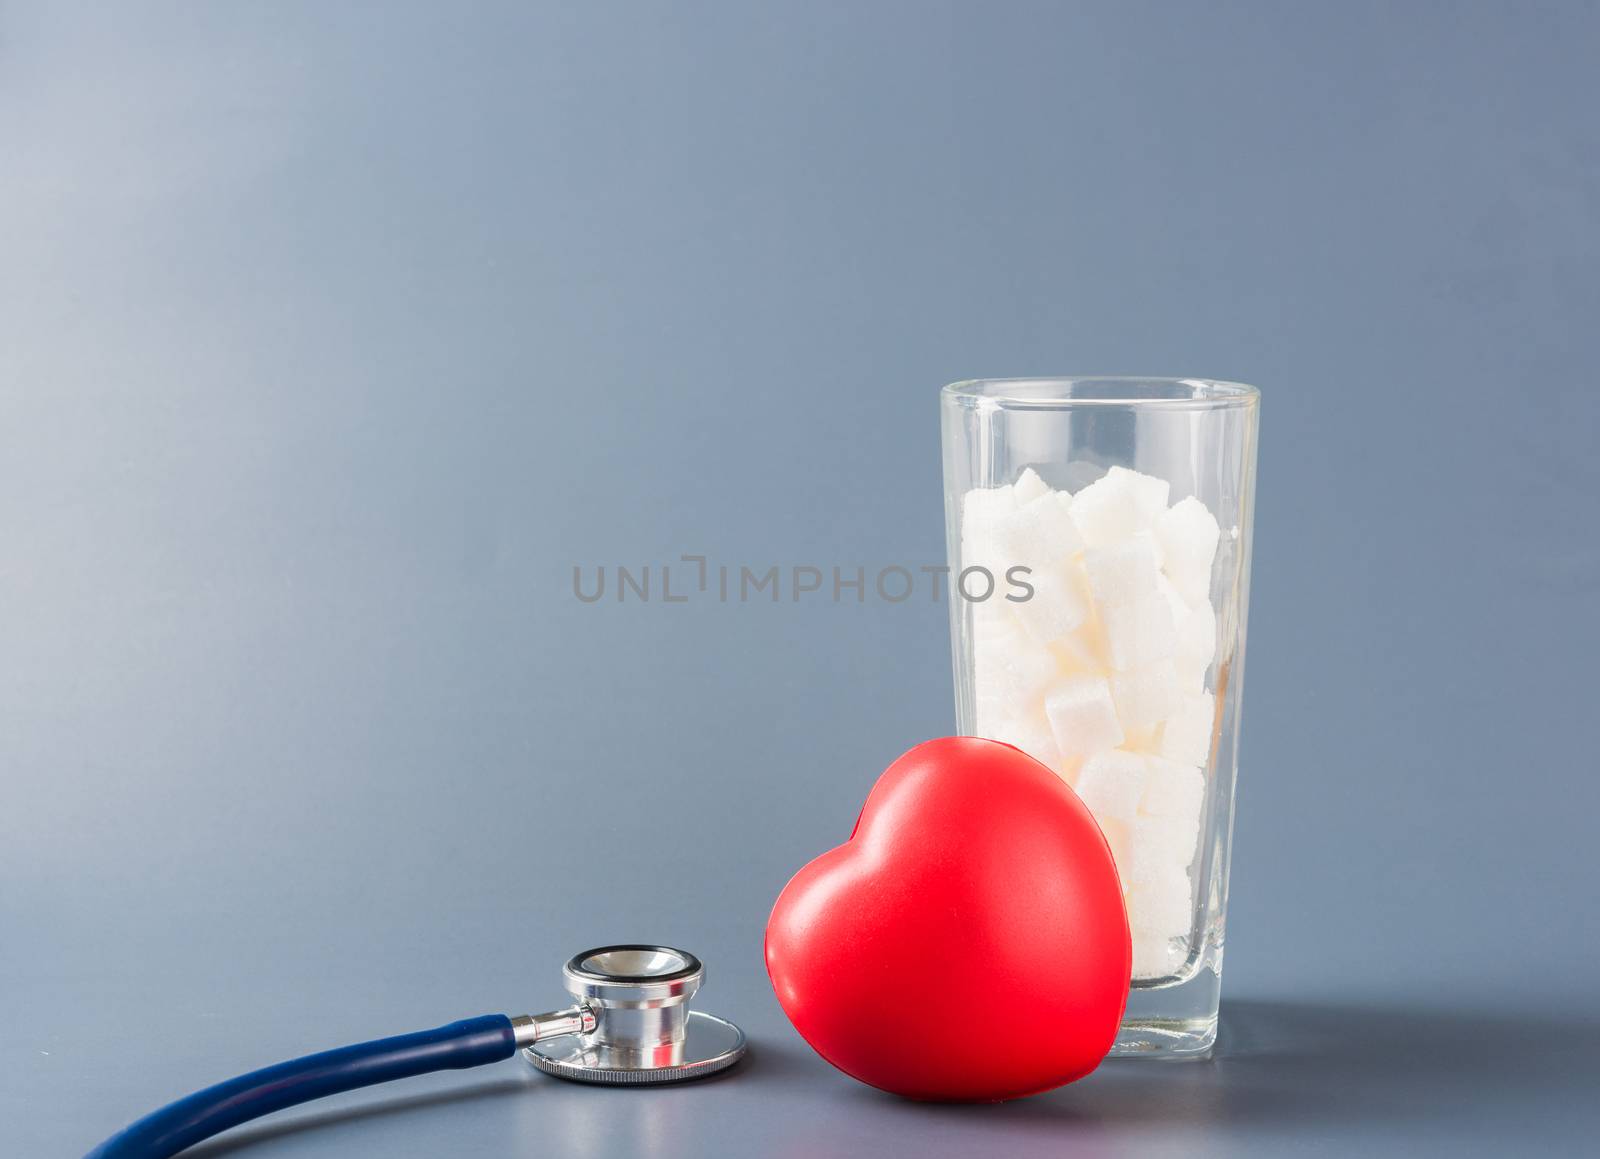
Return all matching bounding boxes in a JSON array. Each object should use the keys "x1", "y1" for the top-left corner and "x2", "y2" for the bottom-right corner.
[{"x1": 940, "y1": 377, "x2": 1260, "y2": 1057}]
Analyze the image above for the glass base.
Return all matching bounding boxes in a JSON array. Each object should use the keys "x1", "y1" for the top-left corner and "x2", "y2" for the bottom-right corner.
[{"x1": 1110, "y1": 961, "x2": 1220, "y2": 1059}]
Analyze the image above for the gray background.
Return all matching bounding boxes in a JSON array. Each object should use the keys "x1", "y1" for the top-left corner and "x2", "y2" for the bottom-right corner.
[{"x1": 4, "y1": 1, "x2": 1598, "y2": 1155}]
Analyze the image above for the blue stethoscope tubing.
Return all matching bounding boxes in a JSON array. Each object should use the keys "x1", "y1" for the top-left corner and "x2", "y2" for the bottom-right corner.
[{"x1": 85, "y1": 1015, "x2": 516, "y2": 1159}]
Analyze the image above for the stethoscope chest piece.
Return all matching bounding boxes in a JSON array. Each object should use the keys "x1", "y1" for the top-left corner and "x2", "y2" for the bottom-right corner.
[
  {"x1": 524, "y1": 1010, "x2": 746, "y2": 1085},
  {"x1": 520, "y1": 945, "x2": 746, "y2": 1085}
]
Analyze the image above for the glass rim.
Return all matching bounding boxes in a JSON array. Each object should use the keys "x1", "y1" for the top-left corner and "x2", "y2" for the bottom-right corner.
[{"x1": 942, "y1": 376, "x2": 1260, "y2": 411}]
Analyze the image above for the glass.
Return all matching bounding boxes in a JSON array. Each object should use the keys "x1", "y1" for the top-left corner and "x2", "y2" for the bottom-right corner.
[{"x1": 940, "y1": 377, "x2": 1259, "y2": 1058}]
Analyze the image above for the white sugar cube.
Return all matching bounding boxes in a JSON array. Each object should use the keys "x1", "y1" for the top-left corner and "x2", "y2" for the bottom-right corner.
[
  {"x1": 1035, "y1": 491, "x2": 1085, "y2": 559},
  {"x1": 1131, "y1": 934, "x2": 1185, "y2": 979},
  {"x1": 1011, "y1": 467, "x2": 1051, "y2": 505},
  {"x1": 1173, "y1": 598, "x2": 1217, "y2": 686},
  {"x1": 1101, "y1": 594, "x2": 1177, "y2": 671},
  {"x1": 973, "y1": 615, "x2": 1058, "y2": 705},
  {"x1": 960, "y1": 522, "x2": 1002, "y2": 575},
  {"x1": 1126, "y1": 812, "x2": 1202, "y2": 885},
  {"x1": 974, "y1": 701, "x2": 1062, "y2": 772},
  {"x1": 969, "y1": 589, "x2": 1014, "y2": 630},
  {"x1": 1157, "y1": 572, "x2": 1190, "y2": 623},
  {"x1": 1170, "y1": 570, "x2": 1211, "y2": 608},
  {"x1": 1121, "y1": 723, "x2": 1160, "y2": 753},
  {"x1": 1095, "y1": 465, "x2": 1169, "y2": 527},
  {"x1": 990, "y1": 491, "x2": 1083, "y2": 571},
  {"x1": 1143, "y1": 812, "x2": 1203, "y2": 867},
  {"x1": 1073, "y1": 749, "x2": 1149, "y2": 822},
  {"x1": 1010, "y1": 562, "x2": 1089, "y2": 645},
  {"x1": 961, "y1": 533, "x2": 996, "y2": 574},
  {"x1": 1127, "y1": 866, "x2": 1193, "y2": 936},
  {"x1": 961, "y1": 534, "x2": 1000, "y2": 575},
  {"x1": 1137, "y1": 528, "x2": 1166, "y2": 570},
  {"x1": 962, "y1": 484, "x2": 1017, "y2": 527},
  {"x1": 1168, "y1": 568, "x2": 1212, "y2": 607},
  {"x1": 1156, "y1": 691, "x2": 1215, "y2": 766},
  {"x1": 1111, "y1": 659, "x2": 1183, "y2": 732},
  {"x1": 1158, "y1": 496, "x2": 1220, "y2": 604},
  {"x1": 1043, "y1": 675, "x2": 1125, "y2": 762},
  {"x1": 960, "y1": 485, "x2": 1018, "y2": 572},
  {"x1": 1069, "y1": 466, "x2": 1171, "y2": 547},
  {"x1": 1049, "y1": 617, "x2": 1109, "y2": 675},
  {"x1": 1141, "y1": 757, "x2": 1205, "y2": 819},
  {"x1": 1083, "y1": 535, "x2": 1163, "y2": 607}
]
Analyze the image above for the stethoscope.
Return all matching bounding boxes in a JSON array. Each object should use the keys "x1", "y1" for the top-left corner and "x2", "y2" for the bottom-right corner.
[{"x1": 87, "y1": 945, "x2": 744, "y2": 1159}]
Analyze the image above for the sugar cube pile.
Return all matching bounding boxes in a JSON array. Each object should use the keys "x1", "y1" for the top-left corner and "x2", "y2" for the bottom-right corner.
[{"x1": 963, "y1": 466, "x2": 1221, "y2": 979}]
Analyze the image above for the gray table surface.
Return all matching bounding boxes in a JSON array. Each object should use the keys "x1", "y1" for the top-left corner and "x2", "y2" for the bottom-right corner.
[{"x1": 6, "y1": 2, "x2": 1599, "y2": 1155}]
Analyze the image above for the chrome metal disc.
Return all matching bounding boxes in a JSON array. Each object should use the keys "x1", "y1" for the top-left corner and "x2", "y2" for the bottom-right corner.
[{"x1": 522, "y1": 1010, "x2": 746, "y2": 1086}]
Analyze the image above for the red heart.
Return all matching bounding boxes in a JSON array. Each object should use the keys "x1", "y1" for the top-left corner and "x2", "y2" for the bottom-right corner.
[{"x1": 765, "y1": 736, "x2": 1130, "y2": 1101}]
